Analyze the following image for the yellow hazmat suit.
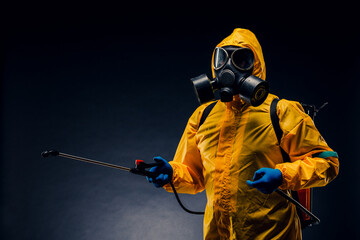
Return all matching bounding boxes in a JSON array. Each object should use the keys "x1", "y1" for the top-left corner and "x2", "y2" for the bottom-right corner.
[{"x1": 164, "y1": 28, "x2": 339, "y2": 239}]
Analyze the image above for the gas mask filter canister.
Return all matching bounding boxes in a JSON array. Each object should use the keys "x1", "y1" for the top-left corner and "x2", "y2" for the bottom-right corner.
[{"x1": 191, "y1": 46, "x2": 269, "y2": 106}]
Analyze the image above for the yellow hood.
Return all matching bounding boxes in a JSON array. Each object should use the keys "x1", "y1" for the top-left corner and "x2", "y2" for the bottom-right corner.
[{"x1": 212, "y1": 28, "x2": 266, "y2": 80}]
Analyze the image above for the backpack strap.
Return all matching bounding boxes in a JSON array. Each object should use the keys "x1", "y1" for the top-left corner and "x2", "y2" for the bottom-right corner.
[
  {"x1": 270, "y1": 98, "x2": 314, "y2": 228},
  {"x1": 270, "y1": 98, "x2": 291, "y2": 163},
  {"x1": 199, "y1": 101, "x2": 217, "y2": 128}
]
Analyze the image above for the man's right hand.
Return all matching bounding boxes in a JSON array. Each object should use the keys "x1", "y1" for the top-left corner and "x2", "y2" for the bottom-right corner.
[{"x1": 146, "y1": 156, "x2": 173, "y2": 188}]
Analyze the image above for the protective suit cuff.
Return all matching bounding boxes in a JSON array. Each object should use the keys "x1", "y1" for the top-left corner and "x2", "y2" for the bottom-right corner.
[
  {"x1": 168, "y1": 162, "x2": 177, "y2": 180},
  {"x1": 163, "y1": 183, "x2": 173, "y2": 192},
  {"x1": 275, "y1": 165, "x2": 291, "y2": 190},
  {"x1": 162, "y1": 162, "x2": 177, "y2": 192}
]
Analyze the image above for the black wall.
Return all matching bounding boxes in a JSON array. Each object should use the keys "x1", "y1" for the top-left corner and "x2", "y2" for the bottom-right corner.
[{"x1": 2, "y1": 2, "x2": 359, "y2": 239}]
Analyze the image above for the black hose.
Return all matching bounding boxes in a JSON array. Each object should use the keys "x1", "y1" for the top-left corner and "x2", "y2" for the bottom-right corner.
[{"x1": 169, "y1": 181, "x2": 204, "y2": 215}]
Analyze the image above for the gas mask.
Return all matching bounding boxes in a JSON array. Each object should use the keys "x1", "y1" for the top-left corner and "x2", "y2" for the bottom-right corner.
[{"x1": 191, "y1": 46, "x2": 269, "y2": 106}]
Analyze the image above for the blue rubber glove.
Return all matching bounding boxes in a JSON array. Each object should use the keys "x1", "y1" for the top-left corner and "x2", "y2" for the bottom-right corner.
[
  {"x1": 246, "y1": 168, "x2": 283, "y2": 194},
  {"x1": 146, "y1": 156, "x2": 173, "y2": 188}
]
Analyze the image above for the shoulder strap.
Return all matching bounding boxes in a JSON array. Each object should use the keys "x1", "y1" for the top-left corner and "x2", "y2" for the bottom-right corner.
[
  {"x1": 199, "y1": 101, "x2": 217, "y2": 128},
  {"x1": 270, "y1": 98, "x2": 291, "y2": 163},
  {"x1": 271, "y1": 98, "x2": 316, "y2": 229}
]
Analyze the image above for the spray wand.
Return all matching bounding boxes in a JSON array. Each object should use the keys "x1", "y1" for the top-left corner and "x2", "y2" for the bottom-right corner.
[{"x1": 41, "y1": 150, "x2": 204, "y2": 215}]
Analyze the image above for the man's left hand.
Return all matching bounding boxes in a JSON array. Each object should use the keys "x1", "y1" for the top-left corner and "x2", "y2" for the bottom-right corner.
[{"x1": 247, "y1": 168, "x2": 283, "y2": 194}]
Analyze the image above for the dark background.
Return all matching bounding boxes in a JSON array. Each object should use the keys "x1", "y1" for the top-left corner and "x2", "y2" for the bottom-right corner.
[{"x1": 1, "y1": 1, "x2": 359, "y2": 239}]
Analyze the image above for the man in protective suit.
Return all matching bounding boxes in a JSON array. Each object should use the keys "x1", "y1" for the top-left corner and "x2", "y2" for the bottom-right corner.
[{"x1": 147, "y1": 28, "x2": 339, "y2": 239}]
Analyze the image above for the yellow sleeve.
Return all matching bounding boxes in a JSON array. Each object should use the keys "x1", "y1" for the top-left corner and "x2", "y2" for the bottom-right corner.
[
  {"x1": 274, "y1": 100, "x2": 339, "y2": 191},
  {"x1": 163, "y1": 104, "x2": 209, "y2": 194}
]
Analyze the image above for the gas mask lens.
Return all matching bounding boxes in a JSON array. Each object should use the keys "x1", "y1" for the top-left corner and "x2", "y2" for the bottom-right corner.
[
  {"x1": 231, "y1": 48, "x2": 254, "y2": 71},
  {"x1": 213, "y1": 47, "x2": 228, "y2": 70},
  {"x1": 213, "y1": 47, "x2": 255, "y2": 71}
]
